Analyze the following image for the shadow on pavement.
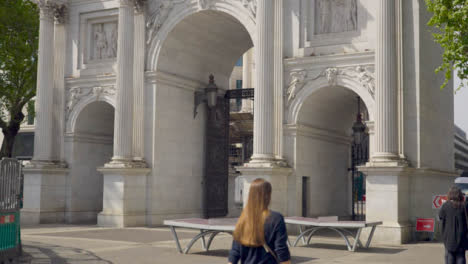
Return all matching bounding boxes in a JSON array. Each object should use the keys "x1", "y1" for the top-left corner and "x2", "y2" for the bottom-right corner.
[
  {"x1": 17, "y1": 241, "x2": 113, "y2": 264},
  {"x1": 298, "y1": 243, "x2": 406, "y2": 254},
  {"x1": 192, "y1": 249, "x2": 316, "y2": 263}
]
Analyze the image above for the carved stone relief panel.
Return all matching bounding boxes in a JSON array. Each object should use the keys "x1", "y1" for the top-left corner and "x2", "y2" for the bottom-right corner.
[
  {"x1": 315, "y1": 0, "x2": 357, "y2": 34},
  {"x1": 78, "y1": 9, "x2": 119, "y2": 74},
  {"x1": 90, "y1": 22, "x2": 118, "y2": 60}
]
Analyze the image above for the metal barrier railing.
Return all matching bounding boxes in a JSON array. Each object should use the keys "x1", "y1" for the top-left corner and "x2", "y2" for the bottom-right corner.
[{"x1": 0, "y1": 158, "x2": 22, "y2": 262}]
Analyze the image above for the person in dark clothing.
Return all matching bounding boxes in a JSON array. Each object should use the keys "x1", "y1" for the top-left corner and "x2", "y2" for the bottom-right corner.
[
  {"x1": 439, "y1": 186, "x2": 468, "y2": 264},
  {"x1": 228, "y1": 178, "x2": 291, "y2": 264}
]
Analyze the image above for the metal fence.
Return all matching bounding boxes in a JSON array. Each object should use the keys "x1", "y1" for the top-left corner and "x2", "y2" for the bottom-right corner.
[{"x1": 0, "y1": 158, "x2": 23, "y2": 262}]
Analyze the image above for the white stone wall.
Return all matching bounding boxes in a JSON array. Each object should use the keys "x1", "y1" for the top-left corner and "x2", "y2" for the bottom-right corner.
[{"x1": 147, "y1": 79, "x2": 206, "y2": 225}]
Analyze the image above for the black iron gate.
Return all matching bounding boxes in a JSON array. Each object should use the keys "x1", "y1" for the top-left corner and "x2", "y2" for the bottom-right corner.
[
  {"x1": 350, "y1": 98, "x2": 369, "y2": 221},
  {"x1": 201, "y1": 75, "x2": 254, "y2": 219}
]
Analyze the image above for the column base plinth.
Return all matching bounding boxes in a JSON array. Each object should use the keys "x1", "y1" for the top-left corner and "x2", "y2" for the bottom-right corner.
[
  {"x1": 97, "y1": 167, "x2": 150, "y2": 227},
  {"x1": 22, "y1": 163, "x2": 69, "y2": 225},
  {"x1": 237, "y1": 164, "x2": 293, "y2": 215}
]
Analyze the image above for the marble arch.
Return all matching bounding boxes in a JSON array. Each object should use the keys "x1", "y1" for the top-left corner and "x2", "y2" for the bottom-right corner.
[{"x1": 24, "y1": 0, "x2": 457, "y2": 245}]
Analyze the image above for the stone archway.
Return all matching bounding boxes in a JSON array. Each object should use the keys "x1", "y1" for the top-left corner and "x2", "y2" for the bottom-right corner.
[
  {"x1": 146, "y1": 5, "x2": 254, "y2": 223},
  {"x1": 64, "y1": 101, "x2": 114, "y2": 224},
  {"x1": 284, "y1": 73, "x2": 375, "y2": 219}
]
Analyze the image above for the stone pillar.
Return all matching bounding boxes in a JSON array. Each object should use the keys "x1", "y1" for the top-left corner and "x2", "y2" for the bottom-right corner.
[
  {"x1": 98, "y1": 0, "x2": 149, "y2": 227},
  {"x1": 360, "y1": 0, "x2": 410, "y2": 245},
  {"x1": 250, "y1": 0, "x2": 275, "y2": 163},
  {"x1": 22, "y1": 1, "x2": 69, "y2": 225},
  {"x1": 53, "y1": 6, "x2": 68, "y2": 163},
  {"x1": 32, "y1": 1, "x2": 56, "y2": 163},
  {"x1": 273, "y1": 0, "x2": 284, "y2": 160},
  {"x1": 133, "y1": 6, "x2": 146, "y2": 164},
  {"x1": 241, "y1": 49, "x2": 253, "y2": 113},
  {"x1": 371, "y1": 0, "x2": 404, "y2": 165},
  {"x1": 108, "y1": 0, "x2": 136, "y2": 166},
  {"x1": 238, "y1": 0, "x2": 292, "y2": 215}
]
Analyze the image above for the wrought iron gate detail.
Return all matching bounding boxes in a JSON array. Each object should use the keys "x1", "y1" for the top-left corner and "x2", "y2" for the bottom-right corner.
[{"x1": 350, "y1": 97, "x2": 369, "y2": 221}]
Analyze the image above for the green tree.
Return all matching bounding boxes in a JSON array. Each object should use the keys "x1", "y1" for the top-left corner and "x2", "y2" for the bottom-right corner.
[
  {"x1": 0, "y1": 0, "x2": 39, "y2": 158},
  {"x1": 425, "y1": 0, "x2": 468, "y2": 90}
]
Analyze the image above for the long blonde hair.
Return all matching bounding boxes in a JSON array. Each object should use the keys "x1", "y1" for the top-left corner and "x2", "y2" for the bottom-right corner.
[{"x1": 233, "y1": 178, "x2": 272, "y2": 247}]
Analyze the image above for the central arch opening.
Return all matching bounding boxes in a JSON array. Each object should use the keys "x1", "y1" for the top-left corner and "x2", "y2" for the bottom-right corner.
[
  {"x1": 295, "y1": 85, "x2": 370, "y2": 220},
  {"x1": 151, "y1": 9, "x2": 253, "y2": 222}
]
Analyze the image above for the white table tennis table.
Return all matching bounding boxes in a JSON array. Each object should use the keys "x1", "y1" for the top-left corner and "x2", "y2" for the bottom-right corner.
[
  {"x1": 164, "y1": 218, "x2": 237, "y2": 254},
  {"x1": 285, "y1": 216, "x2": 382, "y2": 252}
]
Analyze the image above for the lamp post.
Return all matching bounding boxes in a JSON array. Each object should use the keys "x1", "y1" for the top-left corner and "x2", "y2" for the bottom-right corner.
[
  {"x1": 352, "y1": 97, "x2": 366, "y2": 145},
  {"x1": 194, "y1": 74, "x2": 219, "y2": 118}
]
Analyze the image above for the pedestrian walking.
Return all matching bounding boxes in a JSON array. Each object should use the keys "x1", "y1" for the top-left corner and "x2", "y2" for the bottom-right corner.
[
  {"x1": 228, "y1": 178, "x2": 291, "y2": 264},
  {"x1": 439, "y1": 186, "x2": 468, "y2": 264}
]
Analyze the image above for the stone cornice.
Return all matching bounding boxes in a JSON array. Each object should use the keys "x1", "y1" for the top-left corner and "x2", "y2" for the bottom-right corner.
[
  {"x1": 284, "y1": 51, "x2": 375, "y2": 71},
  {"x1": 145, "y1": 71, "x2": 204, "y2": 92},
  {"x1": 284, "y1": 123, "x2": 352, "y2": 146},
  {"x1": 65, "y1": 74, "x2": 116, "y2": 87}
]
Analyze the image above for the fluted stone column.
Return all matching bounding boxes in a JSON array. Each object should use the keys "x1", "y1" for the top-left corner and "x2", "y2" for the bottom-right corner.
[
  {"x1": 238, "y1": 0, "x2": 293, "y2": 216},
  {"x1": 273, "y1": 0, "x2": 284, "y2": 160},
  {"x1": 133, "y1": 6, "x2": 146, "y2": 163},
  {"x1": 372, "y1": 0, "x2": 403, "y2": 165},
  {"x1": 22, "y1": 1, "x2": 69, "y2": 225},
  {"x1": 359, "y1": 0, "x2": 411, "y2": 245},
  {"x1": 98, "y1": 0, "x2": 150, "y2": 227},
  {"x1": 108, "y1": 0, "x2": 136, "y2": 166},
  {"x1": 53, "y1": 7, "x2": 67, "y2": 163},
  {"x1": 241, "y1": 49, "x2": 253, "y2": 112},
  {"x1": 250, "y1": 0, "x2": 275, "y2": 163},
  {"x1": 33, "y1": 2, "x2": 56, "y2": 163}
]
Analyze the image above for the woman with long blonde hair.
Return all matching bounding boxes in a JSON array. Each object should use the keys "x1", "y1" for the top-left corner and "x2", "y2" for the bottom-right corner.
[{"x1": 228, "y1": 178, "x2": 291, "y2": 264}]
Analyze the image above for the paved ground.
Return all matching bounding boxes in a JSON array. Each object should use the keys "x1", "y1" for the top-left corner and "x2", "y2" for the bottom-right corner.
[{"x1": 6, "y1": 224, "x2": 457, "y2": 263}]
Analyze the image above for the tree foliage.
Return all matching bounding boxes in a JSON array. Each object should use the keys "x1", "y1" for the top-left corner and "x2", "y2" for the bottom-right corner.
[
  {"x1": 425, "y1": 0, "x2": 468, "y2": 90},
  {"x1": 0, "y1": 0, "x2": 39, "y2": 158}
]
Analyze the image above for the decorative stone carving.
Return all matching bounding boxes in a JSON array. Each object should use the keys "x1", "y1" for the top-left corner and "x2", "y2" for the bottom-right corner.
[
  {"x1": 91, "y1": 22, "x2": 118, "y2": 60},
  {"x1": 240, "y1": 0, "x2": 257, "y2": 17},
  {"x1": 341, "y1": 65, "x2": 375, "y2": 98},
  {"x1": 198, "y1": 0, "x2": 215, "y2": 10},
  {"x1": 316, "y1": 0, "x2": 357, "y2": 34},
  {"x1": 65, "y1": 86, "x2": 116, "y2": 120},
  {"x1": 285, "y1": 65, "x2": 375, "y2": 106},
  {"x1": 146, "y1": 0, "x2": 187, "y2": 45},
  {"x1": 53, "y1": 3, "x2": 68, "y2": 24},
  {"x1": 35, "y1": 0, "x2": 66, "y2": 21},
  {"x1": 325, "y1": 67, "x2": 339, "y2": 86},
  {"x1": 134, "y1": 0, "x2": 147, "y2": 13},
  {"x1": 286, "y1": 70, "x2": 307, "y2": 104}
]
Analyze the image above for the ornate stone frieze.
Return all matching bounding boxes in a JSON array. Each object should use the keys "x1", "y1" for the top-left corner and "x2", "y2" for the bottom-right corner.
[
  {"x1": 146, "y1": 0, "x2": 187, "y2": 45},
  {"x1": 315, "y1": 0, "x2": 357, "y2": 34},
  {"x1": 285, "y1": 65, "x2": 375, "y2": 106},
  {"x1": 65, "y1": 86, "x2": 116, "y2": 120}
]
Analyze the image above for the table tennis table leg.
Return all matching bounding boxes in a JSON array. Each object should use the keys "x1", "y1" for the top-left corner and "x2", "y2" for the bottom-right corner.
[
  {"x1": 299, "y1": 225, "x2": 306, "y2": 245},
  {"x1": 350, "y1": 228, "x2": 363, "y2": 252},
  {"x1": 365, "y1": 226, "x2": 377, "y2": 248},
  {"x1": 200, "y1": 229, "x2": 207, "y2": 250},
  {"x1": 170, "y1": 226, "x2": 183, "y2": 254}
]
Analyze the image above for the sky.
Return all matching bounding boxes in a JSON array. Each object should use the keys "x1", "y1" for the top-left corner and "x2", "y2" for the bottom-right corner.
[{"x1": 454, "y1": 72, "x2": 468, "y2": 136}]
